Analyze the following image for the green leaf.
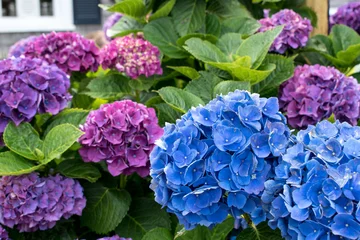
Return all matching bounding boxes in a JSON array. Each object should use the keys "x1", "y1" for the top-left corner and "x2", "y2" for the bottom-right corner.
[
  {"x1": 233, "y1": 64, "x2": 276, "y2": 84},
  {"x1": 43, "y1": 124, "x2": 84, "y2": 163},
  {"x1": 108, "y1": 16, "x2": 145, "y2": 38},
  {"x1": 115, "y1": 198, "x2": 171, "y2": 240},
  {"x1": 142, "y1": 228, "x2": 173, "y2": 240},
  {"x1": 184, "y1": 38, "x2": 228, "y2": 62},
  {"x1": 176, "y1": 33, "x2": 218, "y2": 46},
  {"x1": 154, "y1": 103, "x2": 183, "y2": 126},
  {"x1": 0, "y1": 152, "x2": 41, "y2": 176},
  {"x1": 3, "y1": 122, "x2": 43, "y2": 161},
  {"x1": 252, "y1": 54, "x2": 295, "y2": 97},
  {"x1": 81, "y1": 183, "x2": 131, "y2": 234},
  {"x1": 158, "y1": 87, "x2": 205, "y2": 113},
  {"x1": 221, "y1": 16, "x2": 260, "y2": 36},
  {"x1": 171, "y1": 0, "x2": 206, "y2": 36},
  {"x1": 210, "y1": 217, "x2": 235, "y2": 240},
  {"x1": 44, "y1": 109, "x2": 89, "y2": 136},
  {"x1": 56, "y1": 159, "x2": 101, "y2": 183},
  {"x1": 185, "y1": 71, "x2": 223, "y2": 102},
  {"x1": 216, "y1": 33, "x2": 243, "y2": 59},
  {"x1": 83, "y1": 74, "x2": 132, "y2": 100},
  {"x1": 143, "y1": 17, "x2": 188, "y2": 59},
  {"x1": 107, "y1": 0, "x2": 146, "y2": 19},
  {"x1": 330, "y1": 24, "x2": 360, "y2": 54},
  {"x1": 336, "y1": 43, "x2": 360, "y2": 65},
  {"x1": 214, "y1": 81, "x2": 251, "y2": 96},
  {"x1": 149, "y1": 0, "x2": 176, "y2": 21},
  {"x1": 204, "y1": 13, "x2": 221, "y2": 37},
  {"x1": 207, "y1": 0, "x2": 251, "y2": 18},
  {"x1": 237, "y1": 26, "x2": 283, "y2": 69},
  {"x1": 175, "y1": 226, "x2": 211, "y2": 240},
  {"x1": 168, "y1": 66, "x2": 200, "y2": 79},
  {"x1": 236, "y1": 222, "x2": 283, "y2": 240}
]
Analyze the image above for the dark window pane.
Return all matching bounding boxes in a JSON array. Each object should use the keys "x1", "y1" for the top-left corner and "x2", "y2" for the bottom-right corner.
[
  {"x1": 2, "y1": 0, "x2": 16, "y2": 16},
  {"x1": 40, "y1": 0, "x2": 53, "y2": 16}
]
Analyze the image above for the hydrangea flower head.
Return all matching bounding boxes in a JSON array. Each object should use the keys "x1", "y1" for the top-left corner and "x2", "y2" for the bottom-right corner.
[
  {"x1": 79, "y1": 100, "x2": 163, "y2": 177},
  {"x1": 0, "y1": 173, "x2": 86, "y2": 232},
  {"x1": 150, "y1": 90, "x2": 291, "y2": 230},
  {"x1": 258, "y1": 9, "x2": 312, "y2": 54},
  {"x1": 22, "y1": 32, "x2": 101, "y2": 74},
  {"x1": 103, "y1": 13, "x2": 122, "y2": 41},
  {"x1": 0, "y1": 225, "x2": 9, "y2": 239},
  {"x1": 98, "y1": 236, "x2": 131, "y2": 240},
  {"x1": 279, "y1": 64, "x2": 360, "y2": 129},
  {"x1": 264, "y1": 120, "x2": 360, "y2": 239},
  {"x1": 330, "y1": 2, "x2": 360, "y2": 33},
  {"x1": 100, "y1": 35, "x2": 163, "y2": 79},
  {"x1": 0, "y1": 57, "x2": 71, "y2": 137},
  {"x1": 8, "y1": 36, "x2": 38, "y2": 58}
]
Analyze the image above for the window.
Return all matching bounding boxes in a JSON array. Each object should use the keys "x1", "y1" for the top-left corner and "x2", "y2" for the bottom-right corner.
[
  {"x1": 40, "y1": 0, "x2": 53, "y2": 16},
  {"x1": 2, "y1": 0, "x2": 17, "y2": 16}
]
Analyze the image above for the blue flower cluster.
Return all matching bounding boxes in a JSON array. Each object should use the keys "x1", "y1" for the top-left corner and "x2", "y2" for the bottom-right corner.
[
  {"x1": 264, "y1": 120, "x2": 360, "y2": 239},
  {"x1": 150, "y1": 90, "x2": 291, "y2": 229}
]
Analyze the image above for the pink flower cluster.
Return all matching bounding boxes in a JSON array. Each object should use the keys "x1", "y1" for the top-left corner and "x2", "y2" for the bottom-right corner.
[
  {"x1": 22, "y1": 32, "x2": 101, "y2": 74},
  {"x1": 79, "y1": 100, "x2": 163, "y2": 177},
  {"x1": 100, "y1": 35, "x2": 163, "y2": 79},
  {"x1": 279, "y1": 64, "x2": 360, "y2": 129}
]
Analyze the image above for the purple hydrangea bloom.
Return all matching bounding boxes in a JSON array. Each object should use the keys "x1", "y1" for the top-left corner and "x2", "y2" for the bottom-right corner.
[
  {"x1": 264, "y1": 120, "x2": 360, "y2": 239},
  {"x1": 279, "y1": 64, "x2": 360, "y2": 129},
  {"x1": 22, "y1": 32, "x2": 101, "y2": 74},
  {"x1": 0, "y1": 225, "x2": 9, "y2": 239},
  {"x1": 0, "y1": 57, "x2": 71, "y2": 137},
  {"x1": 330, "y1": 2, "x2": 360, "y2": 33},
  {"x1": 103, "y1": 13, "x2": 122, "y2": 41},
  {"x1": 258, "y1": 9, "x2": 312, "y2": 54},
  {"x1": 100, "y1": 35, "x2": 163, "y2": 79},
  {"x1": 98, "y1": 236, "x2": 131, "y2": 240},
  {"x1": 79, "y1": 100, "x2": 163, "y2": 177},
  {"x1": 150, "y1": 90, "x2": 291, "y2": 230},
  {"x1": 0, "y1": 173, "x2": 86, "y2": 232},
  {"x1": 8, "y1": 36, "x2": 38, "y2": 58}
]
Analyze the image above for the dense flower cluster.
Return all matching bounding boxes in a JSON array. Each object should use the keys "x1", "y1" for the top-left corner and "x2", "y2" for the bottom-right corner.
[
  {"x1": 0, "y1": 173, "x2": 86, "y2": 232},
  {"x1": 79, "y1": 100, "x2": 163, "y2": 177},
  {"x1": 8, "y1": 36, "x2": 38, "y2": 58},
  {"x1": 330, "y1": 2, "x2": 360, "y2": 33},
  {"x1": 0, "y1": 57, "x2": 71, "y2": 136},
  {"x1": 258, "y1": 9, "x2": 312, "y2": 54},
  {"x1": 22, "y1": 32, "x2": 100, "y2": 74},
  {"x1": 100, "y1": 35, "x2": 163, "y2": 79},
  {"x1": 264, "y1": 120, "x2": 360, "y2": 239},
  {"x1": 150, "y1": 90, "x2": 291, "y2": 230},
  {"x1": 103, "y1": 13, "x2": 122, "y2": 41},
  {"x1": 0, "y1": 225, "x2": 9, "y2": 239},
  {"x1": 98, "y1": 236, "x2": 131, "y2": 240},
  {"x1": 279, "y1": 64, "x2": 360, "y2": 129}
]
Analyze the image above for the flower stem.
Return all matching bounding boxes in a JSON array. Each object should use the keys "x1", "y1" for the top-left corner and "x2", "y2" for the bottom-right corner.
[
  {"x1": 135, "y1": 90, "x2": 141, "y2": 102},
  {"x1": 119, "y1": 175, "x2": 127, "y2": 189}
]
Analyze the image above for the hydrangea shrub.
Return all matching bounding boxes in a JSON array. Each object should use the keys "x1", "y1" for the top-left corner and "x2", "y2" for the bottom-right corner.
[
  {"x1": 0, "y1": 173, "x2": 86, "y2": 232},
  {"x1": 103, "y1": 13, "x2": 122, "y2": 41},
  {"x1": 98, "y1": 236, "x2": 131, "y2": 240},
  {"x1": 264, "y1": 120, "x2": 360, "y2": 239},
  {"x1": 79, "y1": 100, "x2": 163, "y2": 177},
  {"x1": 150, "y1": 90, "x2": 291, "y2": 229},
  {"x1": 258, "y1": 9, "x2": 312, "y2": 54},
  {"x1": 279, "y1": 64, "x2": 360, "y2": 129},
  {"x1": 330, "y1": 2, "x2": 360, "y2": 33},
  {"x1": 8, "y1": 36, "x2": 38, "y2": 58},
  {"x1": 0, "y1": 225, "x2": 9, "y2": 240}
]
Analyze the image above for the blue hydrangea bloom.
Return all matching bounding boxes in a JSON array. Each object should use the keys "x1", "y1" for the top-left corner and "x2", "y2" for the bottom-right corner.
[
  {"x1": 150, "y1": 90, "x2": 291, "y2": 230},
  {"x1": 265, "y1": 120, "x2": 360, "y2": 239}
]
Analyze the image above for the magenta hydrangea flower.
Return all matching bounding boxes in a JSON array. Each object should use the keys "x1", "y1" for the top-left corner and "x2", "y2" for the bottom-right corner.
[
  {"x1": 103, "y1": 13, "x2": 122, "y2": 41},
  {"x1": 79, "y1": 100, "x2": 164, "y2": 177},
  {"x1": 0, "y1": 173, "x2": 86, "y2": 232},
  {"x1": 0, "y1": 225, "x2": 9, "y2": 239},
  {"x1": 279, "y1": 64, "x2": 360, "y2": 129},
  {"x1": 0, "y1": 57, "x2": 71, "y2": 136},
  {"x1": 100, "y1": 35, "x2": 163, "y2": 79},
  {"x1": 98, "y1": 236, "x2": 131, "y2": 240},
  {"x1": 8, "y1": 36, "x2": 38, "y2": 58},
  {"x1": 330, "y1": 2, "x2": 360, "y2": 33},
  {"x1": 22, "y1": 32, "x2": 101, "y2": 74},
  {"x1": 258, "y1": 9, "x2": 312, "y2": 54}
]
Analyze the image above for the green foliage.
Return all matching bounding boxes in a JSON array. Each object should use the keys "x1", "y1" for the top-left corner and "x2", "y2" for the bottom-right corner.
[
  {"x1": 236, "y1": 222, "x2": 283, "y2": 240},
  {"x1": 0, "y1": 151, "x2": 42, "y2": 176},
  {"x1": 81, "y1": 183, "x2": 131, "y2": 234},
  {"x1": 142, "y1": 228, "x2": 173, "y2": 240},
  {"x1": 56, "y1": 159, "x2": 101, "y2": 183}
]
